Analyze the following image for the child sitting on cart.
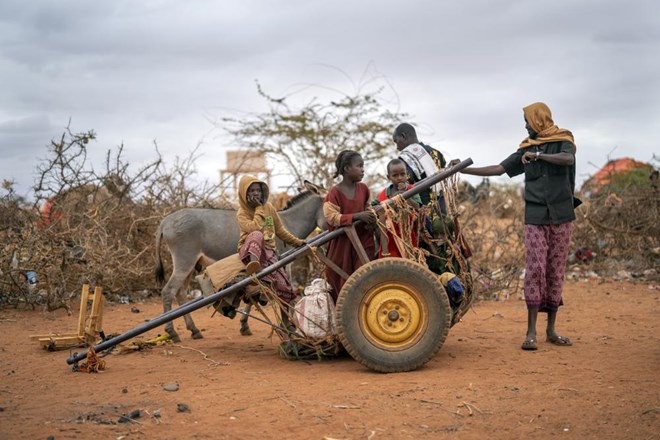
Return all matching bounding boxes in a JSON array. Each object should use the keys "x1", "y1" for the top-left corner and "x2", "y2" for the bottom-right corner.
[
  {"x1": 236, "y1": 175, "x2": 306, "y2": 328},
  {"x1": 372, "y1": 158, "x2": 422, "y2": 258}
]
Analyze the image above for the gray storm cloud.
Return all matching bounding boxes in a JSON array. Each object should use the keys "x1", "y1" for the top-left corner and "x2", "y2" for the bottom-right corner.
[{"x1": 0, "y1": 0, "x2": 658, "y2": 197}]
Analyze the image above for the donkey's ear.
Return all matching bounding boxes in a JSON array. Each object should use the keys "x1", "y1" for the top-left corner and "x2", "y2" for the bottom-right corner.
[{"x1": 303, "y1": 180, "x2": 326, "y2": 195}]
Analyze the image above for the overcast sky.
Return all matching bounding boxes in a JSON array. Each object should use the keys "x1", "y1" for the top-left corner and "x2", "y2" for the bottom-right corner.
[{"x1": 1, "y1": 0, "x2": 658, "y2": 199}]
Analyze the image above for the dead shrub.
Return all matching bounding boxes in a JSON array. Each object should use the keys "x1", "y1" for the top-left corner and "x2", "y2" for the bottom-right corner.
[
  {"x1": 0, "y1": 126, "x2": 225, "y2": 310},
  {"x1": 460, "y1": 184, "x2": 525, "y2": 300}
]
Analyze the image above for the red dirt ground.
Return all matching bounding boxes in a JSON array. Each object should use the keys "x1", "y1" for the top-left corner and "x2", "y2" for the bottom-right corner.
[{"x1": 1, "y1": 279, "x2": 658, "y2": 440}]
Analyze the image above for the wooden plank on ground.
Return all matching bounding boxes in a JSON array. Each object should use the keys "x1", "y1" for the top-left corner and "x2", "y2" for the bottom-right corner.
[
  {"x1": 77, "y1": 284, "x2": 90, "y2": 336},
  {"x1": 30, "y1": 332, "x2": 77, "y2": 341},
  {"x1": 37, "y1": 335, "x2": 83, "y2": 349}
]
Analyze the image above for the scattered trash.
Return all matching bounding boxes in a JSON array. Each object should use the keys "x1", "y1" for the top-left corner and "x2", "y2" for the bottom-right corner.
[
  {"x1": 574, "y1": 246, "x2": 596, "y2": 262},
  {"x1": 25, "y1": 271, "x2": 38, "y2": 287},
  {"x1": 127, "y1": 333, "x2": 172, "y2": 350},
  {"x1": 615, "y1": 270, "x2": 633, "y2": 281},
  {"x1": 585, "y1": 271, "x2": 599, "y2": 279},
  {"x1": 130, "y1": 307, "x2": 140, "y2": 313},
  {"x1": 118, "y1": 409, "x2": 141, "y2": 423},
  {"x1": 67, "y1": 245, "x2": 84, "y2": 259},
  {"x1": 642, "y1": 268, "x2": 658, "y2": 279},
  {"x1": 118, "y1": 295, "x2": 130, "y2": 304},
  {"x1": 566, "y1": 271, "x2": 580, "y2": 281},
  {"x1": 176, "y1": 403, "x2": 190, "y2": 413},
  {"x1": 492, "y1": 290, "x2": 510, "y2": 301}
]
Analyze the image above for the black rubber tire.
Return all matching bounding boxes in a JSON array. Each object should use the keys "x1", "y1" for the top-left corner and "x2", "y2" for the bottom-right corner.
[{"x1": 336, "y1": 258, "x2": 451, "y2": 373}]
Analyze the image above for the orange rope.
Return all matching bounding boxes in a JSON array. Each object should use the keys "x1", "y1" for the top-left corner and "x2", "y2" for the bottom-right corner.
[{"x1": 76, "y1": 346, "x2": 106, "y2": 373}]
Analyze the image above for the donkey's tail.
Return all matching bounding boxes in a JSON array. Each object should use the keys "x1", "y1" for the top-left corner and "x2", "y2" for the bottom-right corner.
[{"x1": 154, "y1": 222, "x2": 166, "y2": 285}]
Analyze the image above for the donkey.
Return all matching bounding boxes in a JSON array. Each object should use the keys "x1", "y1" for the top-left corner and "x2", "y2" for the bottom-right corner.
[{"x1": 154, "y1": 181, "x2": 327, "y2": 342}]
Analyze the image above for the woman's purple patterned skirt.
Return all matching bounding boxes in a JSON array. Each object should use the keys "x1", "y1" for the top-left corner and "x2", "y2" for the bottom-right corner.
[{"x1": 523, "y1": 222, "x2": 573, "y2": 312}]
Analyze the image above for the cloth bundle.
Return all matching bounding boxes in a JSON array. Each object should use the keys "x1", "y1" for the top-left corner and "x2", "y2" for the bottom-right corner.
[{"x1": 293, "y1": 278, "x2": 337, "y2": 338}]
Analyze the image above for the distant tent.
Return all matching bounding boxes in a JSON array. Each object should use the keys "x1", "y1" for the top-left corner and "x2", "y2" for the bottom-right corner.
[{"x1": 581, "y1": 158, "x2": 653, "y2": 194}]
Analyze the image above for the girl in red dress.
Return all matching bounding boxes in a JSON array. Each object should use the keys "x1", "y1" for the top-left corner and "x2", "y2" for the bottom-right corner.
[{"x1": 323, "y1": 150, "x2": 376, "y2": 301}]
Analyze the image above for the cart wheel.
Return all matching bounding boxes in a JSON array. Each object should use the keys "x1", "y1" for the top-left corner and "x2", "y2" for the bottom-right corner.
[{"x1": 336, "y1": 258, "x2": 451, "y2": 373}]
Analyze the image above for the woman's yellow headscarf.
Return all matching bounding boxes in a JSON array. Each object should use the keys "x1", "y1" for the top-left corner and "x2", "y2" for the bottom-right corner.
[{"x1": 519, "y1": 102, "x2": 576, "y2": 150}]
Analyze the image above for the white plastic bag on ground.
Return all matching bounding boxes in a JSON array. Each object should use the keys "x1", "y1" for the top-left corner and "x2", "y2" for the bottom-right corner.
[{"x1": 293, "y1": 278, "x2": 336, "y2": 338}]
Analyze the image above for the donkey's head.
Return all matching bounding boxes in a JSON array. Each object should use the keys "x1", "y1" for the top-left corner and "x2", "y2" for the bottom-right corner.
[
  {"x1": 302, "y1": 180, "x2": 328, "y2": 231},
  {"x1": 280, "y1": 180, "x2": 327, "y2": 237}
]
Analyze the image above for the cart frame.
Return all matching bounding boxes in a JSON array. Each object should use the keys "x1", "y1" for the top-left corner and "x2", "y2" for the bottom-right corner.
[{"x1": 66, "y1": 158, "x2": 473, "y2": 368}]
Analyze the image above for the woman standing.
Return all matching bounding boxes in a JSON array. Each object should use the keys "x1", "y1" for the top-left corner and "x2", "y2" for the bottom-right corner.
[{"x1": 458, "y1": 102, "x2": 577, "y2": 351}]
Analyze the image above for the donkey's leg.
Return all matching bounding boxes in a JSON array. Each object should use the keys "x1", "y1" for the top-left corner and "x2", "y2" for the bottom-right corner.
[
  {"x1": 239, "y1": 303, "x2": 252, "y2": 336},
  {"x1": 163, "y1": 248, "x2": 201, "y2": 342},
  {"x1": 161, "y1": 272, "x2": 188, "y2": 343},
  {"x1": 174, "y1": 278, "x2": 203, "y2": 340}
]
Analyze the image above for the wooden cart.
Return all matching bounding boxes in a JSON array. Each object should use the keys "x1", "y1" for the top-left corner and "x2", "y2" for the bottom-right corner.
[{"x1": 67, "y1": 159, "x2": 474, "y2": 373}]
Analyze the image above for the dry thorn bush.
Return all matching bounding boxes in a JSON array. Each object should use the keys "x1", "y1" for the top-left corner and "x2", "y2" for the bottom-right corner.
[
  {"x1": 0, "y1": 126, "x2": 228, "y2": 311},
  {"x1": 571, "y1": 177, "x2": 659, "y2": 274},
  {"x1": 460, "y1": 185, "x2": 526, "y2": 301},
  {"x1": 2, "y1": 126, "x2": 656, "y2": 313},
  {"x1": 459, "y1": 168, "x2": 658, "y2": 301}
]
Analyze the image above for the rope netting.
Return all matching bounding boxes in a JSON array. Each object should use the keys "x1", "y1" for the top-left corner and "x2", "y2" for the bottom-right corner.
[{"x1": 372, "y1": 174, "x2": 474, "y2": 325}]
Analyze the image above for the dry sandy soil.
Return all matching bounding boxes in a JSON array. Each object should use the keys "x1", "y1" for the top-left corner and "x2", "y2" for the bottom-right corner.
[{"x1": 1, "y1": 279, "x2": 658, "y2": 440}]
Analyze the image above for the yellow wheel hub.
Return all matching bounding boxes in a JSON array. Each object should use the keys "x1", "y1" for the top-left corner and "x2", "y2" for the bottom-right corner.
[{"x1": 360, "y1": 282, "x2": 427, "y2": 350}]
